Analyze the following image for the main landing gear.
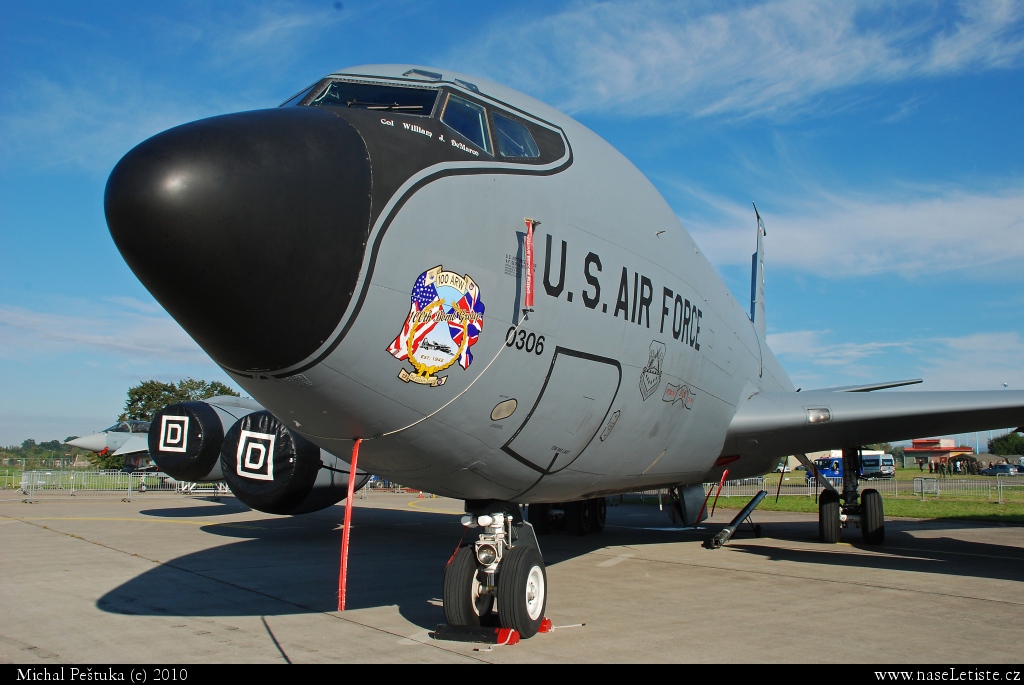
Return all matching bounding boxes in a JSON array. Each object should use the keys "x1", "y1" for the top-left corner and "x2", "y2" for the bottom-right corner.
[
  {"x1": 818, "y1": 447, "x2": 885, "y2": 545},
  {"x1": 527, "y1": 497, "x2": 606, "y2": 536},
  {"x1": 443, "y1": 500, "x2": 548, "y2": 638}
]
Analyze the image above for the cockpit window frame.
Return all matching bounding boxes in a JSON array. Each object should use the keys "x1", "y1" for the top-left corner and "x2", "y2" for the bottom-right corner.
[
  {"x1": 440, "y1": 92, "x2": 494, "y2": 156},
  {"x1": 491, "y1": 110, "x2": 541, "y2": 159},
  {"x1": 307, "y1": 79, "x2": 441, "y2": 117}
]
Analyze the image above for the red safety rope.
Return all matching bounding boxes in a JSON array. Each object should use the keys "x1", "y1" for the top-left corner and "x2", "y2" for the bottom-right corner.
[
  {"x1": 696, "y1": 469, "x2": 728, "y2": 523},
  {"x1": 338, "y1": 438, "x2": 361, "y2": 611},
  {"x1": 710, "y1": 469, "x2": 728, "y2": 517}
]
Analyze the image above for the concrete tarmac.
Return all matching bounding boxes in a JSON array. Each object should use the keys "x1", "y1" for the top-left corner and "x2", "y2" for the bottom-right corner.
[{"x1": 1, "y1": 491, "x2": 1022, "y2": 664}]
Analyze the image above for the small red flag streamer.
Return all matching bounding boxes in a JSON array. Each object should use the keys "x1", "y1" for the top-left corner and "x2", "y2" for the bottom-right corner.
[
  {"x1": 338, "y1": 438, "x2": 361, "y2": 611},
  {"x1": 697, "y1": 469, "x2": 729, "y2": 523},
  {"x1": 523, "y1": 218, "x2": 537, "y2": 311}
]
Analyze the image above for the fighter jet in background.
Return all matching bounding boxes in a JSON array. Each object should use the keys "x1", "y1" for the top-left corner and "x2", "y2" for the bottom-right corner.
[
  {"x1": 66, "y1": 419, "x2": 152, "y2": 464},
  {"x1": 104, "y1": 64, "x2": 1024, "y2": 638}
]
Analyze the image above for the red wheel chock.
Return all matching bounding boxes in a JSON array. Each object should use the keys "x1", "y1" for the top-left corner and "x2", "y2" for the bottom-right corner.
[{"x1": 433, "y1": 625, "x2": 521, "y2": 645}]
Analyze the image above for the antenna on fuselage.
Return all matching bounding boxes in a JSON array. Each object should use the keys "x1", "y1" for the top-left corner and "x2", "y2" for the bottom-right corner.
[{"x1": 749, "y1": 203, "x2": 766, "y2": 340}]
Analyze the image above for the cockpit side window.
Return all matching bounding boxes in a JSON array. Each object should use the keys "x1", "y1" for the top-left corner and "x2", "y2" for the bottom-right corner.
[
  {"x1": 441, "y1": 94, "x2": 492, "y2": 154},
  {"x1": 492, "y1": 112, "x2": 540, "y2": 158},
  {"x1": 310, "y1": 81, "x2": 438, "y2": 115},
  {"x1": 279, "y1": 83, "x2": 319, "y2": 107}
]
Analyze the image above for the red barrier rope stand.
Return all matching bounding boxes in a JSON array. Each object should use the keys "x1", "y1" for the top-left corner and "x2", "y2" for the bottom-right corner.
[{"x1": 338, "y1": 438, "x2": 362, "y2": 611}]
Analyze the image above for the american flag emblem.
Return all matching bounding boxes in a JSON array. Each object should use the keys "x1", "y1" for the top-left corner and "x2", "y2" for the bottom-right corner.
[{"x1": 387, "y1": 265, "x2": 485, "y2": 387}]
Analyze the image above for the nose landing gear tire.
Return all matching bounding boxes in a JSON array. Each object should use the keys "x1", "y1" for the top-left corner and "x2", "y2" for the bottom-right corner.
[
  {"x1": 497, "y1": 545, "x2": 547, "y2": 638},
  {"x1": 443, "y1": 546, "x2": 494, "y2": 626}
]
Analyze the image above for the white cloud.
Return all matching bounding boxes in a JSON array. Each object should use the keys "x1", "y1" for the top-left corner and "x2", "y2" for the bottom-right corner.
[
  {"x1": 0, "y1": 71, "x2": 233, "y2": 175},
  {"x1": 918, "y1": 331, "x2": 1024, "y2": 390},
  {"x1": 768, "y1": 329, "x2": 911, "y2": 366},
  {"x1": 767, "y1": 328, "x2": 1024, "y2": 391},
  {"x1": 0, "y1": 303, "x2": 210, "y2": 364},
  {"x1": 455, "y1": 0, "x2": 1024, "y2": 119},
  {"x1": 0, "y1": 4, "x2": 350, "y2": 174},
  {"x1": 686, "y1": 184, "x2": 1024, "y2": 277}
]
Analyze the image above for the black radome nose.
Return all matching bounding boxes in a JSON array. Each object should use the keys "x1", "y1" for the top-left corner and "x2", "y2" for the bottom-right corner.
[{"x1": 105, "y1": 107, "x2": 371, "y2": 374}]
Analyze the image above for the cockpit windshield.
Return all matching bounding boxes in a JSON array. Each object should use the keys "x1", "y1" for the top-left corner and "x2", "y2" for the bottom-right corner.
[
  {"x1": 104, "y1": 420, "x2": 151, "y2": 433},
  {"x1": 310, "y1": 81, "x2": 439, "y2": 115}
]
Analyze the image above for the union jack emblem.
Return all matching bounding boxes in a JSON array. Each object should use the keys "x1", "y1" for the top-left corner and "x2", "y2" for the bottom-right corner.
[{"x1": 387, "y1": 265, "x2": 485, "y2": 387}]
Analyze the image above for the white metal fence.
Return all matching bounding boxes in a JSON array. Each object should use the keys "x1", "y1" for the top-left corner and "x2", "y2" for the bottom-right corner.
[
  {"x1": 3, "y1": 471, "x2": 229, "y2": 502},
  {"x1": 616, "y1": 473, "x2": 1024, "y2": 504},
  {"x1": 5, "y1": 471, "x2": 1022, "y2": 504},
  {"x1": 3, "y1": 470, "x2": 397, "y2": 503}
]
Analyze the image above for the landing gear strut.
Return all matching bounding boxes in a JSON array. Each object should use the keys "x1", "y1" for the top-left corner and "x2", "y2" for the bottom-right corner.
[
  {"x1": 818, "y1": 447, "x2": 885, "y2": 545},
  {"x1": 442, "y1": 500, "x2": 547, "y2": 638}
]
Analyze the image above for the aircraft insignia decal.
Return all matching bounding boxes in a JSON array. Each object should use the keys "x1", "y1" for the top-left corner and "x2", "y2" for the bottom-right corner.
[
  {"x1": 387, "y1": 265, "x2": 485, "y2": 387},
  {"x1": 639, "y1": 340, "x2": 666, "y2": 400},
  {"x1": 662, "y1": 383, "x2": 696, "y2": 409}
]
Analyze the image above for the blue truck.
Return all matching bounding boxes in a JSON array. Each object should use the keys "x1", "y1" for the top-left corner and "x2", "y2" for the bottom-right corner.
[{"x1": 805, "y1": 451, "x2": 894, "y2": 482}]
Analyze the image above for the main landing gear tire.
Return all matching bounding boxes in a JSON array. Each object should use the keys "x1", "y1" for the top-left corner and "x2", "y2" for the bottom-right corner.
[
  {"x1": 589, "y1": 497, "x2": 607, "y2": 532},
  {"x1": 819, "y1": 489, "x2": 841, "y2": 544},
  {"x1": 528, "y1": 503, "x2": 552, "y2": 535},
  {"x1": 564, "y1": 499, "x2": 593, "y2": 536},
  {"x1": 497, "y1": 545, "x2": 547, "y2": 638},
  {"x1": 861, "y1": 488, "x2": 885, "y2": 545},
  {"x1": 443, "y1": 546, "x2": 494, "y2": 626}
]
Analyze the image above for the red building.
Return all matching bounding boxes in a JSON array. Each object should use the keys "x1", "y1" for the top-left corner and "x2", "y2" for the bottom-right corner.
[{"x1": 903, "y1": 438, "x2": 977, "y2": 473}]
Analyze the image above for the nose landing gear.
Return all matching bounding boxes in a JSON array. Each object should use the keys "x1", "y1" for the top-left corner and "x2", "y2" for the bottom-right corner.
[{"x1": 441, "y1": 500, "x2": 547, "y2": 639}]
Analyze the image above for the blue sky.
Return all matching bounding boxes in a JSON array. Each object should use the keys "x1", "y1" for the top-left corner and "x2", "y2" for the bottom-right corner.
[{"x1": 2, "y1": 0, "x2": 1022, "y2": 450}]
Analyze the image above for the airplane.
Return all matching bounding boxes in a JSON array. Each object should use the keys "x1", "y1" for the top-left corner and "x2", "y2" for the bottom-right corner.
[
  {"x1": 102, "y1": 64, "x2": 1024, "y2": 639},
  {"x1": 66, "y1": 419, "x2": 153, "y2": 467}
]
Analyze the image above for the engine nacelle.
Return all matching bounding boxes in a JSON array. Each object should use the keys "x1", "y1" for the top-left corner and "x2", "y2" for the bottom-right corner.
[
  {"x1": 149, "y1": 395, "x2": 264, "y2": 481},
  {"x1": 220, "y1": 410, "x2": 369, "y2": 515}
]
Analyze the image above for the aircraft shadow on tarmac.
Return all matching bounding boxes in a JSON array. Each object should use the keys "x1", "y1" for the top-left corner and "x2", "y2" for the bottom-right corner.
[{"x1": 97, "y1": 502, "x2": 1023, "y2": 629}]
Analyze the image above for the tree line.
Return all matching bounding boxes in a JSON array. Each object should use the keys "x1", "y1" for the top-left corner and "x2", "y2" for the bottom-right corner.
[{"x1": 3, "y1": 378, "x2": 239, "y2": 470}]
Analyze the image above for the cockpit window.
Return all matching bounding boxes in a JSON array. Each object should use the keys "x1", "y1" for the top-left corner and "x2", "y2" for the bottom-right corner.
[
  {"x1": 310, "y1": 81, "x2": 438, "y2": 115},
  {"x1": 105, "y1": 420, "x2": 150, "y2": 433},
  {"x1": 279, "y1": 83, "x2": 318, "y2": 107},
  {"x1": 493, "y1": 112, "x2": 540, "y2": 158},
  {"x1": 441, "y1": 94, "x2": 492, "y2": 154}
]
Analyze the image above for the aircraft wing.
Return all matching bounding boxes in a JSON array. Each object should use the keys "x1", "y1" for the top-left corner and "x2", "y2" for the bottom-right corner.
[
  {"x1": 112, "y1": 435, "x2": 149, "y2": 457},
  {"x1": 723, "y1": 389, "x2": 1024, "y2": 459}
]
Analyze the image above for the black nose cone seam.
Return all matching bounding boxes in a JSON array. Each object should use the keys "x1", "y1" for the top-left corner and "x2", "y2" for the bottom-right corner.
[{"x1": 105, "y1": 107, "x2": 371, "y2": 373}]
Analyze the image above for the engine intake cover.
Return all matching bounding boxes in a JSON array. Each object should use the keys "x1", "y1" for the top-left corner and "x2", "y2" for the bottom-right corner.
[{"x1": 221, "y1": 411, "x2": 320, "y2": 514}]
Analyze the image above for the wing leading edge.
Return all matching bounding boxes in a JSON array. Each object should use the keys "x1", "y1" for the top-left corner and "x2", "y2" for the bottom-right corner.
[{"x1": 723, "y1": 389, "x2": 1024, "y2": 460}]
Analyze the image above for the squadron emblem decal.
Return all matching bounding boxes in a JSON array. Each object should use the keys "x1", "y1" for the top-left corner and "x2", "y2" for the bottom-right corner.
[
  {"x1": 386, "y1": 265, "x2": 485, "y2": 387},
  {"x1": 639, "y1": 340, "x2": 666, "y2": 400}
]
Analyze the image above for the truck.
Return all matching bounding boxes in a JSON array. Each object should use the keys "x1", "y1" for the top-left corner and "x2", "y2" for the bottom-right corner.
[
  {"x1": 805, "y1": 450, "x2": 892, "y2": 482},
  {"x1": 860, "y1": 453, "x2": 896, "y2": 479}
]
